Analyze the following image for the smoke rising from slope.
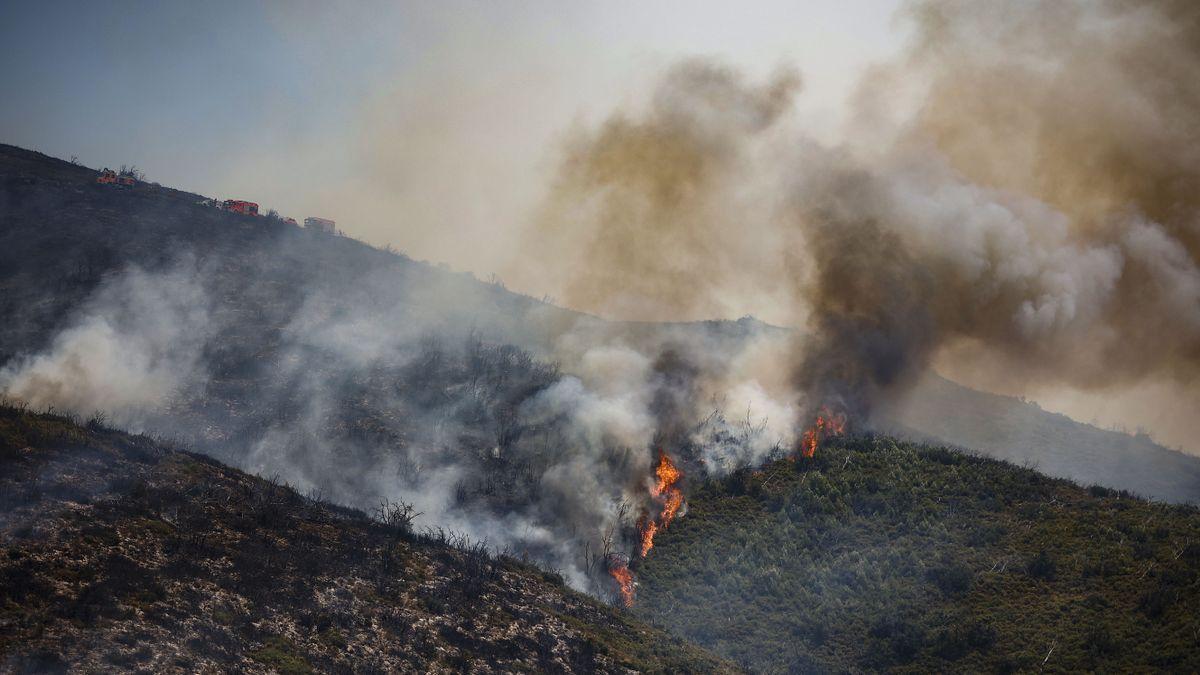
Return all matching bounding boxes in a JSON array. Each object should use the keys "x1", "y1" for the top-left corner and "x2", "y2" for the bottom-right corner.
[
  {"x1": 525, "y1": 0, "x2": 1200, "y2": 439},
  {"x1": 792, "y1": 0, "x2": 1200, "y2": 424},
  {"x1": 0, "y1": 232, "x2": 794, "y2": 598},
  {"x1": 0, "y1": 262, "x2": 213, "y2": 430},
  {"x1": 517, "y1": 60, "x2": 802, "y2": 322}
]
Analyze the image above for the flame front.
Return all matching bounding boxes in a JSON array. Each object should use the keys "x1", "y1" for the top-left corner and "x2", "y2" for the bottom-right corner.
[
  {"x1": 800, "y1": 405, "x2": 847, "y2": 458},
  {"x1": 638, "y1": 517, "x2": 658, "y2": 557},
  {"x1": 611, "y1": 449, "x2": 687, "y2": 607},
  {"x1": 638, "y1": 449, "x2": 685, "y2": 557},
  {"x1": 608, "y1": 560, "x2": 635, "y2": 608},
  {"x1": 653, "y1": 450, "x2": 681, "y2": 496},
  {"x1": 651, "y1": 449, "x2": 684, "y2": 527}
]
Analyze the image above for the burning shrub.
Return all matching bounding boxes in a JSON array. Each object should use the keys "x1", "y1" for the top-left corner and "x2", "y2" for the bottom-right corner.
[{"x1": 636, "y1": 449, "x2": 685, "y2": 558}]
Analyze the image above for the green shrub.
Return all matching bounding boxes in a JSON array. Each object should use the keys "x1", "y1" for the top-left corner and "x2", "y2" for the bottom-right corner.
[
  {"x1": 1026, "y1": 549, "x2": 1057, "y2": 581},
  {"x1": 249, "y1": 637, "x2": 313, "y2": 675}
]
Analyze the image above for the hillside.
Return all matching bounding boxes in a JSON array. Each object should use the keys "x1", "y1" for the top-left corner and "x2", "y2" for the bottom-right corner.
[
  {"x1": 1, "y1": 142, "x2": 1197, "y2": 506},
  {"x1": 0, "y1": 401, "x2": 737, "y2": 673},
  {"x1": 4, "y1": 143, "x2": 1200, "y2": 673},
  {"x1": 885, "y1": 374, "x2": 1200, "y2": 504},
  {"x1": 632, "y1": 438, "x2": 1200, "y2": 673}
]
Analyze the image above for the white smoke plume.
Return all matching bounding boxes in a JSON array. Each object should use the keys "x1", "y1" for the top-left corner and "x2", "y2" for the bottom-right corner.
[{"x1": 0, "y1": 261, "x2": 213, "y2": 430}]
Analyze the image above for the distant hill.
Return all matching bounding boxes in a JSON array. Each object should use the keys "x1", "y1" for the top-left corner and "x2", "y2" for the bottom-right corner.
[
  {"x1": 633, "y1": 437, "x2": 1200, "y2": 673},
  {"x1": 883, "y1": 374, "x2": 1200, "y2": 504},
  {"x1": 0, "y1": 402, "x2": 737, "y2": 673}
]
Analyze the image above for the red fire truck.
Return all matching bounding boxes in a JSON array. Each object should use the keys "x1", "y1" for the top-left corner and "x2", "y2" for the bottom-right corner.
[
  {"x1": 223, "y1": 200, "x2": 259, "y2": 216},
  {"x1": 96, "y1": 168, "x2": 136, "y2": 188}
]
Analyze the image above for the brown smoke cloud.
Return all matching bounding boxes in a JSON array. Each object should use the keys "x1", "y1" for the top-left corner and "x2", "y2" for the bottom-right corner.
[
  {"x1": 513, "y1": 60, "x2": 802, "y2": 322},
  {"x1": 815, "y1": 0, "x2": 1200, "y2": 401},
  {"x1": 521, "y1": 0, "x2": 1200, "y2": 444}
]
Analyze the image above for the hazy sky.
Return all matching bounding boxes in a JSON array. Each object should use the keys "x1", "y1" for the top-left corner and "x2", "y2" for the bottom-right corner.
[
  {"x1": 5, "y1": 2, "x2": 1200, "y2": 457},
  {"x1": 1, "y1": 1, "x2": 906, "y2": 289}
]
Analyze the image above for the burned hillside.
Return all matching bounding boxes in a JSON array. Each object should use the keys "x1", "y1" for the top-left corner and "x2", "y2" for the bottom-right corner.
[{"x1": 0, "y1": 401, "x2": 737, "y2": 673}]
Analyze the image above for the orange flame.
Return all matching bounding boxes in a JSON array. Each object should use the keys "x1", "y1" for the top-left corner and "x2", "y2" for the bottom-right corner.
[
  {"x1": 638, "y1": 516, "x2": 658, "y2": 557},
  {"x1": 609, "y1": 560, "x2": 635, "y2": 608},
  {"x1": 824, "y1": 406, "x2": 847, "y2": 435},
  {"x1": 653, "y1": 450, "x2": 682, "y2": 496},
  {"x1": 638, "y1": 449, "x2": 685, "y2": 558},
  {"x1": 801, "y1": 427, "x2": 818, "y2": 458},
  {"x1": 616, "y1": 449, "x2": 687, "y2": 608},
  {"x1": 799, "y1": 406, "x2": 847, "y2": 458},
  {"x1": 660, "y1": 488, "x2": 684, "y2": 527}
]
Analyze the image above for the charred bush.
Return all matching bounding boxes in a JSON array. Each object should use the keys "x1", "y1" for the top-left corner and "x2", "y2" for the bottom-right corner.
[
  {"x1": 374, "y1": 498, "x2": 421, "y2": 540},
  {"x1": 456, "y1": 538, "x2": 499, "y2": 595},
  {"x1": 84, "y1": 411, "x2": 109, "y2": 431},
  {"x1": 246, "y1": 476, "x2": 296, "y2": 528}
]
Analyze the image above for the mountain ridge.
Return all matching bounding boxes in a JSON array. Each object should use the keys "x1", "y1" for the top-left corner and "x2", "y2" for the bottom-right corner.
[{"x1": 1, "y1": 141, "x2": 1197, "y2": 506}]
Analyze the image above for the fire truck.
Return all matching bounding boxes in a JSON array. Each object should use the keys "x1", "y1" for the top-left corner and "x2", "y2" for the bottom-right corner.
[
  {"x1": 304, "y1": 217, "x2": 336, "y2": 234},
  {"x1": 223, "y1": 200, "x2": 259, "y2": 216},
  {"x1": 96, "y1": 168, "x2": 136, "y2": 188}
]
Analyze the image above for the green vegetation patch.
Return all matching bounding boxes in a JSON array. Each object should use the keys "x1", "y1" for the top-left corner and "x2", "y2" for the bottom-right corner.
[
  {"x1": 249, "y1": 636, "x2": 314, "y2": 674},
  {"x1": 634, "y1": 436, "x2": 1200, "y2": 673}
]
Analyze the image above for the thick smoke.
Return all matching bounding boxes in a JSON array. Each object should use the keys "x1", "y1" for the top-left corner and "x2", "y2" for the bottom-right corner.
[
  {"x1": 517, "y1": 59, "x2": 802, "y2": 322},
  {"x1": 793, "y1": 0, "x2": 1200, "y2": 425},
  {"x1": 0, "y1": 235, "x2": 792, "y2": 598},
  {"x1": 523, "y1": 0, "x2": 1200, "y2": 439}
]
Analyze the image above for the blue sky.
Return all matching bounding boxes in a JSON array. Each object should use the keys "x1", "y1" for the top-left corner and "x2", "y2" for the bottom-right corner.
[
  {"x1": 1, "y1": 1, "x2": 906, "y2": 273},
  {"x1": 1, "y1": 2, "x2": 406, "y2": 182}
]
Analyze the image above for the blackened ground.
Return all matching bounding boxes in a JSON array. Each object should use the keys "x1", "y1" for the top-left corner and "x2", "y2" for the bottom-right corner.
[{"x1": 0, "y1": 402, "x2": 738, "y2": 674}]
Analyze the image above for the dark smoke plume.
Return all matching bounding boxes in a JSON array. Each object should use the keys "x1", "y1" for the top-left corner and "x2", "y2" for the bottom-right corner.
[
  {"x1": 793, "y1": 0, "x2": 1200, "y2": 427},
  {"x1": 523, "y1": 0, "x2": 1200, "y2": 442}
]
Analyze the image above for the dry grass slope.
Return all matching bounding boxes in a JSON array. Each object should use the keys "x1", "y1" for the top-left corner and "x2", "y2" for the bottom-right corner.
[{"x1": 0, "y1": 402, "x2": 738, "y2": 673}]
